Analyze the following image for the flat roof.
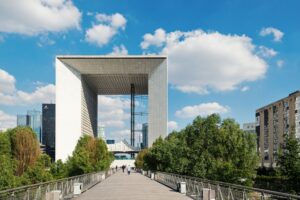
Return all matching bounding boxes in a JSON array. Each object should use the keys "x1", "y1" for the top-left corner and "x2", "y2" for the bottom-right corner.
[{"x1": 57, "y1": 55, "x2": 167, "y2": 95}]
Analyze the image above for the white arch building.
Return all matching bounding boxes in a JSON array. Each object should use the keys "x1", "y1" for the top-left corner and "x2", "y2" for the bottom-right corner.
[{"x1": 55, "y1": 56, "x2": 167, "y2": 161}]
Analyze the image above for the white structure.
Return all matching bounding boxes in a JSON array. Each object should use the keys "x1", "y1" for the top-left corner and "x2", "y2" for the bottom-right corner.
[
  {"x1": 242, "y1": 122, "x2": 256, "y2": 133},
  {"x1": 56, "y1": 56, "x2": 167, "y2": 161},
  {"x1": 107, "y1": 140, "x2": 139, "y2": 153},
  {"x1": 97, "y1": 125, "x2": 105, "y2": 139}
]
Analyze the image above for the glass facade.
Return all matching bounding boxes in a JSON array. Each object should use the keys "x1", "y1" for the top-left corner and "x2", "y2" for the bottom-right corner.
[
  {"x1": 27, "y1": 110, "x2": 42, "y2": 143},
  {"x1": 42, "y1": 104, "x2": 55, "y2": 161},
  {"x1": 142, "y1": 123, "x2": 148, "y2": 148}
]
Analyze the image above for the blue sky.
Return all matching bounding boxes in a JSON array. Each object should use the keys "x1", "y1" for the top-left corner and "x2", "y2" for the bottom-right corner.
[{"x1": 0, "y1": 0, "x2": 299, "y2": 141}]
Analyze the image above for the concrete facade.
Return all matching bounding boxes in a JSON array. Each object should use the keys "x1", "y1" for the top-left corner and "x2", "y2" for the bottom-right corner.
[
  {"x1": 256, "y1": 91, "x2": 300, "y2": 167},
  {"x1": 56, "y1": 56, "x2": 167, "y2": 161}
]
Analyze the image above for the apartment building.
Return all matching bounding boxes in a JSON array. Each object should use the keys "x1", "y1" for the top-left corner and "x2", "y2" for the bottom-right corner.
[{"x1": 256, "y1": 91, "x2": 300, "y2": 167}]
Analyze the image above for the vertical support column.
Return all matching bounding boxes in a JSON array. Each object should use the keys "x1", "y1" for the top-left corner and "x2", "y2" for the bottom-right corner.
[
  {"x1": 148, "y1": 59, "x2": 168, "y2": 147},
  {"x1": 131, "y1": 84, "x2": 135, "y2": 147},
  {"x1": 131, "y1": 84, "x2": 135, "y2": 158}
]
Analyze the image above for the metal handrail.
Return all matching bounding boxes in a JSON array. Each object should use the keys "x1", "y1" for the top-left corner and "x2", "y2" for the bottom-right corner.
[
  {"x1": 0, "y1": 168, "x2": 116, "y2": 199},
  {"x1": 153, "y1": 171, "x2": 300, "y2": 199}
]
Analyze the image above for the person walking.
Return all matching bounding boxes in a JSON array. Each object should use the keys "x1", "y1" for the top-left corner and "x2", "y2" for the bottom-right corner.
[
  {"x1": 127, "y1": 165, "x2": 131, "y2": 175},
  {"x1": 122, "y1": 165, "x2": 125, "y2": 173}
]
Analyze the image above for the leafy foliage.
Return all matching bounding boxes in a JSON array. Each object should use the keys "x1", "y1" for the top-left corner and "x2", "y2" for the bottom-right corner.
[
  {"x1": 66, "y1": 135, "x2": 113, "y2": 176},
  {"x1": 0, "y1": 127, "x2": 113, "y2": 191},
  {"x1": 7, "y1": 127, "x2": 40, "y2": 176},
  {"x1": 277, "y1": 134, "x2": 300, "y2": 190},
  {"x1": 143, "y1": 114, "x2": 259, "y2": 186}
]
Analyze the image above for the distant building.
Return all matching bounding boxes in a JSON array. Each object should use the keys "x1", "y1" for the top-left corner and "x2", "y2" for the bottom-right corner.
[
  {"x1": 106, "y1": 139, "x2": 115, "y2": 144},
  {"x1": 17, "y1": 110, "x2": 42, "y2": 143},
  {"x1": 256, "y1": 91, "x2": 300, "y2": 167},
  {"x1": 27, "y1": 110, "x2": 42, "y2": 143},
  {"x1": 42, "y1": 104, "x2": 55, "y2": 161},
  {"x1": 142, "y1": 123, "x2": 148, "y2": 148},
  {"x1": 97, "y1": 125, "x2": 105, "y2": 139},
  {"x1": 17, "y1": 114, "x2": 29, "y2": 126},
  {"x1": 243, "y1": 122, "x2": 256, "y2": 134}
]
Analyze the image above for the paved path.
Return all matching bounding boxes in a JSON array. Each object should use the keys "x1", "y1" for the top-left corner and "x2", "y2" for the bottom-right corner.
[{"x1": 73, "y1": 171, "x2": 191, "y2": 200}]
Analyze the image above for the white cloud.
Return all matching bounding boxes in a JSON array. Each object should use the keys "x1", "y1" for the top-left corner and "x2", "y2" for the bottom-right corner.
[
  {"x1": 141, "y1": 28, "x2": 166, "y2": 49},
  {"x1": 168, "y1": 121, "x2": 179, "y2": 132},
  {"x1": 85, "y1": 13, "x2": 126, "y2": 47},
  {"x1": 109, "y1": 44, "x2": 128, "y2": 55},
  {"x1": 0, "y1": 0, "x2": 81, "y2": 35},
  {"x1": 108, "y1": 129, "x2": 130, "y2": 141},
  {"x1": 0, "y1": 69, "x2": 16, "y2": 94},
  {"x1": 276, "y1": 60, "x2": 284, "y2": 68},
  {"x1": 0, "y1": 69, "x2": 55, "y2": 105},
  {"x1": 257, "y1": 46, "x2": 277, "y2": 58},
  {"x1": 175, "y1": 102, "x2": 229, "y2": 119},
  {"x1": 141, "y1": 29, "x2": 268, "y2": 94},
  {"x1": 98, "y1": 96, "x2": 130, "y2": 128},
  {"x1": 260, "y1": 27, "x2": 284, "y2": 42},
  {"x1": 0, "y1": 110, "x2": 16, "y2": 131}
]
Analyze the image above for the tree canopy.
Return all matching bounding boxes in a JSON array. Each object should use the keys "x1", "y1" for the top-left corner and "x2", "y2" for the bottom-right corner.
[{"x1": 140, "y1": 114, "x2": 259, "y2": 186}]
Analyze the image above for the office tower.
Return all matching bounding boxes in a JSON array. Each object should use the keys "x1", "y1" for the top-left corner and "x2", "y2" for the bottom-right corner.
[
  {"x1": 27, "y1": 110, "x2": 42, "y2": 143},
  {"x1": 42, "y1": 104, "x2": 55, "y2": 161},
  {"x1": 256, "y1": 91, "x2": 300, "y2": 167},
  {"x1": 97, "y1": 125, "x2": 105, "y2": 139},
  {"x1": 17, "y1": 114, "x2": 29, "y2": 126}
]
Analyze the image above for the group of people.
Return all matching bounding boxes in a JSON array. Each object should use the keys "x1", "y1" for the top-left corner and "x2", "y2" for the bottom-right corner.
[{"x1": 116, "y1": 165, "x2": 131, "y2": 175}]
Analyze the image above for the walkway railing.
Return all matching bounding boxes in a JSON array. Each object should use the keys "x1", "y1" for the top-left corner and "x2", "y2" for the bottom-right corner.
[
  {"x1": 0, "y1": 168, "x2": 116, "y2": 200},
  {"x1": 153, "y1": 171, "x2": 300, "y2": 200}
]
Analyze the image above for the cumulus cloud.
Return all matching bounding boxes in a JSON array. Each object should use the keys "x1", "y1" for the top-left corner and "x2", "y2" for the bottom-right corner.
[
  {"x1": 0, "y1": 69, "x2": 55, "y2": 105},
  {"x1": 0, "y1": 69, "x2": 16, "y2": 94},
  {"x1": 257, "y1": 46, "x2": 277, "y2": 58},
  {"x1": 168, "y1": 121, "x2": 179, "y2": 132},
  {"x1": 109, "y1": 44, "x2": 128, "y2": 55},
  {"x1": 98, "y1": 96, "x2": 130, "y2": 128},
  {"x1": 141, "y1": 29, "x2": 268, "y2": 94},
  {"x1": 85, "y1": 13, "x2": 126, "y2": 47},
  {"x1": 0, "y1": 110, "x2": 16, "y2": 131},
  {"x1": 0, "y1": 0, "x2": 81, "y2": 35},
  {"x1": 260, "y1": 27, "x2": 284, "y2": 42},
  {"x1": 141, "y1": 28, "x2": 166, "y2": 49},
  {"x1": 175, "y1": 102, "x2": 229, "y2": 118}
]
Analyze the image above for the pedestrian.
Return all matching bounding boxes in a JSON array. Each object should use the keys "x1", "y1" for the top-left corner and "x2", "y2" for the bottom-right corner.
[
  {"x1": 122, "y1": 165, "x2": 125, "y2": 173},
  {"x1": 127, "y1": 165, "x2": 131, "y2": 175},
  {"x1": 115, "y1": 165, "x2": 118, "y2": 171}
]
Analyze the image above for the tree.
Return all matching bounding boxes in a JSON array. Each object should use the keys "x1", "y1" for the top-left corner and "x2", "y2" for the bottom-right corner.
[
  {"x1": 7, "y1": 127, "x2": 40, "y2": 176},
  {"x1": 143, "y1": 114, "x2": 259, "y2": 186},
  {"x1": 277, "y1": 134, "x2": 300, "y2": 185},
  {"x1": 66, "y1": 135, "x2": 113, "y2": 176},
  {"x1": 135, "y1": 148, "x2": 149, "y2": 169},
  {"x1": 24, "y1": 154, "x2": 53, "y2": 184},
  {"x1": 0, "y1": 155, "x2": 17, "y2": 190}
]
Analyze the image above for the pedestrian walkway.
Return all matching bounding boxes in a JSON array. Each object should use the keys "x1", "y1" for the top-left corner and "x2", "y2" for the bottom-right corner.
[{"x1": 73, "y1": 171, "x2": 191, "y2": 200}]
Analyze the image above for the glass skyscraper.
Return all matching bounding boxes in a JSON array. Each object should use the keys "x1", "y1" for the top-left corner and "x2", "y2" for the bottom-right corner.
[
  {"x1": 16, "y1": 110, "x2": 42, "y2": 143},
  {"x1": 27, "y1": 110, "x2": 42, "y2": 143}
]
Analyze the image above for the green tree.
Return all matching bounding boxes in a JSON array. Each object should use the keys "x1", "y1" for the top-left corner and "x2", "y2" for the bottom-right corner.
[
  {"x1": 24, "y1": 154, "x2": 53, "y2": 184},
  {"x1": 0, "y1": 155, "x2": 17, "y2": 190},
  {"x1": 66, "y1": 135, "x2": 113, "y2": 176},
  {"x1": 277, "y1": 134, "x2": 300, "y2": 186},
  {"x1": 143, "y1": 114, "x2": 259, "y2": 186},
  {"x1": 135, "y1": 148, "x2": 149, "y2": 169}
]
